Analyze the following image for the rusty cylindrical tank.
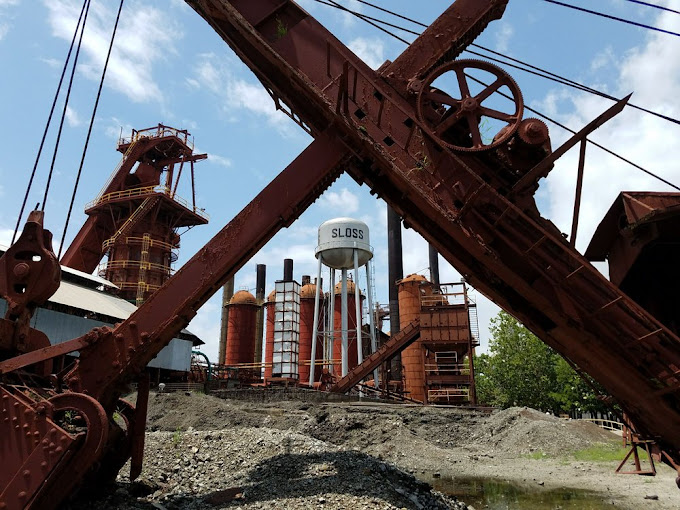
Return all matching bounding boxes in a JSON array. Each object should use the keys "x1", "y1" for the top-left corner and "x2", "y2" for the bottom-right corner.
[
  {"x1": 399, "y1": 274, "x2": 431, "y2": 402},
  {"x1": 264, "y1": 289, "x2": 276, "y2": 378},
  {"x1": 225, "y1": 290, "x2": 259, "y2": 365},
  {"x1": 332, "y1": 280, "x2": 361, "y2": 375},
  {"x1": 299, "y1": 282, "x2": 323, "y2": 383}
]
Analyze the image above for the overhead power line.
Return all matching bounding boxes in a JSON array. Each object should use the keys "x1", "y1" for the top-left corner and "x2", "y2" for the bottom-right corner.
[
  {"x1": 543, "y1": 0, "x2": 680, "y2": 37},
  {"x1": 623, "y1": 0, "x2": 680, "y2": 16},
  {"x1": 315, "y1": 0, "x2": 680, "y2": 191},
  {"x1": 331, "y1": 0, "x2": 680, "y2": 128}
]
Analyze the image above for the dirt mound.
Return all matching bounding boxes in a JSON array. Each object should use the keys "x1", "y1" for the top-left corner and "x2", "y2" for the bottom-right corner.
[
  {"x1": 145, "y1": 394, "x2": 616, "y2": 459},
  {"x1": 470, "y1": 407, "x2": 616, "y2": 455}
]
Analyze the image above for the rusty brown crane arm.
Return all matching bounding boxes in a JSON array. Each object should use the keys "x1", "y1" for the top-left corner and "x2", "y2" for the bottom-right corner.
[{"x1": 182, "y1": 0, "x2": 680, "y2": 471}]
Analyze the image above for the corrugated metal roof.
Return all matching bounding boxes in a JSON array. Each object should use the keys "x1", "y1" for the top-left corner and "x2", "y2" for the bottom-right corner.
[
  {"x1": 50, "y1": 280, "x2": 138, "y2": 320},
  {"x1": 0, "y1": 243, "x2": 202, "y2": 345}
]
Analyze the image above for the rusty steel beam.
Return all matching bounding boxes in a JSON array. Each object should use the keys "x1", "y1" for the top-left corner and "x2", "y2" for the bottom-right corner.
[{"x1": 332, "y1": 319, "x2": 421, "y2": 394}]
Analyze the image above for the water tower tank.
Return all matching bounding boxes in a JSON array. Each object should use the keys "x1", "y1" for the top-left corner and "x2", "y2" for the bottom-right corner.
[{"x1": 315, "y1": 218, "x2": 373, "y2": 268}]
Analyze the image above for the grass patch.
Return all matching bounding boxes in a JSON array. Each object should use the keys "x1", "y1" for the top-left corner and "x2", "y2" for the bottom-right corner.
[
  {"x1": 570, "y1": 443, "x2": 628, "y2": 462},
  {"x1": 523, "y1": 443, "x2": 628, "y2": 463}
]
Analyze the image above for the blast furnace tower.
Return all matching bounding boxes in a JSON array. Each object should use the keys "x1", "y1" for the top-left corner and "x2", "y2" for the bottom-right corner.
[{"x1": 62, "y1": 124, "x2": 208, "y2": 304}]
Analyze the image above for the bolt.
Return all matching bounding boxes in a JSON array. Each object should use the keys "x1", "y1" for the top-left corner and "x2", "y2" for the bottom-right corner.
[{"x1": 12, "y1": 262, "x2": 30, "y2": 279}]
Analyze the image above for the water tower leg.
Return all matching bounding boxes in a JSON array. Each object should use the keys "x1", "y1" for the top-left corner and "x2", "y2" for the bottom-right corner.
[
  {"x1": 354, "y1": 249, "x2": 363, "y2": 397},
  {"x1": 341, "y1": 268, "x2": 348, "y2": 377},
  {"x1": 328, "y1": 267, "x2": 336, "y2": 374},
  {"x1": 309, "y1": 256, "x2": 323, "y2": 387},
  {"x1": 366, "y1": 259, "x2": 379, "y2": 391}
]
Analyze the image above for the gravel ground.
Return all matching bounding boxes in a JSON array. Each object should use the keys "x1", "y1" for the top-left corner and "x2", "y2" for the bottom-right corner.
[{"x1": 62, "y1": 391, "x2": 680, "y2": 509}]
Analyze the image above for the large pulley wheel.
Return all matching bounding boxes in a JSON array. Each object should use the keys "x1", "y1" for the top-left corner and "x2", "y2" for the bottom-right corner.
[{"x1": 416, "y1": 59, "x2": 524, "y2": 152}]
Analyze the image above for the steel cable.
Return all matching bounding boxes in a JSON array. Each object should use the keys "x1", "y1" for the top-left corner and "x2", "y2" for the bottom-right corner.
[
  {"x1": 11, "y1": 0, "x2": 89, "y2": 245},
  {"x1": 59, "y1": 0, "x2": 126, "y2": 259},
  {"x1": 542, "y1": 0, "x2": 680, "y2": 37},
  {"x1": 41, "y1": 0, "x2": 92, "y2": 213},
  {"x1": 316, "y1": 0, "x2": 680, "y2": 190}
]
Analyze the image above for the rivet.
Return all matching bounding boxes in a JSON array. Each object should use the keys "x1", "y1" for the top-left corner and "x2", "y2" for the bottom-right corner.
[
  {"x1": 41, "y1": 461, "x2": 48, "y2": 469},
  {"x1": 18, "y1": 491, "x2": 27, "y2": 500},
  {"x1": 22, "y1": 470, "x2": 30, "y2": 478},
  {"x1": 55, "y1": 446, "x2": 63, "y2": 453}
]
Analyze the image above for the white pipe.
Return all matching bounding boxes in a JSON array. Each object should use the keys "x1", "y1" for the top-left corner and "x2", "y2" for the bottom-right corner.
[
  {"x1": 329, "y1": 267, "x2": 335, "y2": 374},
  {"x1": 354, "y1": 250, "x2": 364, "y2": 397},
  {"x1": 341, "y1": 268, "x2": 348, "y2": 377},
  {"x1": 309, "y1": 256, "x2": 323, "y2": 387},
  {"x1": 366, "y1": 259, "x2": 379, "y2": 391}
]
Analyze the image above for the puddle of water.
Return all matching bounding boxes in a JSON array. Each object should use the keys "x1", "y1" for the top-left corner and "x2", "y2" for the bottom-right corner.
[{"x1": 421, "y1": 473, "x2": 617, "y2": 509}]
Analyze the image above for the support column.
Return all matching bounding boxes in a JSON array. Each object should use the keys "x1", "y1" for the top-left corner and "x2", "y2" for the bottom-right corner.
[
  {"x1": 387, "y1": 205, "x2": 403, "y2": 380},
  {"x1": 341, "y1": 268, "x2": 348, "y2": 377},
  {"x1": 309, "y1": 256, "x2": 323, "y2": 387},
  {"x1": 254, "y1": 264, "x2": 266, "y2": 369},
  {"x1": 219, "y1": 277, "x2": 235, "y2": 365}
]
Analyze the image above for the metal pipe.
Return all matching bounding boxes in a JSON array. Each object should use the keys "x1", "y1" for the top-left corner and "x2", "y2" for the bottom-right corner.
[
  {"x1": 387, "y1": 205, "x2": 403, "y2": 379},
  {"x1": 283, "y1": 258, "x2": 293, "y2": 281},
  {"x1": 218, "y1": 277, "x2": 235, "y2": 365},
  {"x1": 429, "y1": 243, "x2": 440, "y2": 287},
  {"x1": 570, "y1": 139, "x2": 588, "y2": 247},
  {"x1": 341, "y1": 268, "x2": 348, "y2": 377},
  {"x1": 328, "y1": 267, "x2": 335, "y2": 374},
  {"x1": 302, "y1": 274, "x2": 311, "y2": 285},
  {"x1": 366, "y1": 259, "x2": 379, "y2": 390},
  {"x1": 354, "y1": 250, "x2": 363, "y2": 396},
  {"x1": 254, "y1": 264, "x2": 266, "y2": 369},
  {"x1": 309, "y1": 257, "x2": 323, "y2": 387}
]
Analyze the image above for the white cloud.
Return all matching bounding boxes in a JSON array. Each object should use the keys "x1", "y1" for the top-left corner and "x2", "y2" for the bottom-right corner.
[
  {"x1": 44, "y1": 0, "x2": 181, "y2": 103},
  {"x1": 0, "y1": 0, "x2": 19, "y2": 41},
  {"x1": 539, "y1": 6, "x2": 680, "y2": 255},
  {"x1": 319, "y1": 187, "x2": 360, "y2": 214},
  {"x1": 189, "y1": 53, "x2": 299, "y2": 136},
  {"x1": 494, "y1": 22, "x2": 514, "y2": 53},
  {"x1": 206, "y1": 153, "x2": 232, "y2": 169},
  {"x1": 348, "y1": 36, "x2": 385, "y2": 70},
  {"x1": 65, "y1": 106, "x2": 81, "y2": 127},
  {"x1": 103, "y1": 117, "x2": 133, "y2": 140},
  {"x1": 341, "y1": 0, "x2": 362, "y2": 28}
]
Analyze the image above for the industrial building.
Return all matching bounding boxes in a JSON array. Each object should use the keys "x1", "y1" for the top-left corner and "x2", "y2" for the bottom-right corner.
[{"x1": 0, "y1": 244, "x2": 202, "y2": 374}]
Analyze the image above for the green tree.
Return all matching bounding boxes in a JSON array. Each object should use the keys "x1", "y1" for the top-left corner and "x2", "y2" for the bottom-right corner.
[
  {"x1": 483, "y1": 311, "x2": 559, "y2": 411},
  {"x1": 475, "y1": 311, "x2": 613, "y2": 416}
]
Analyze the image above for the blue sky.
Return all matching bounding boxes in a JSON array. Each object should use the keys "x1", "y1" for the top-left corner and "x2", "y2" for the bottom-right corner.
[{"x1": 0, "y1": 0, "x2": 679, "y2": 362}]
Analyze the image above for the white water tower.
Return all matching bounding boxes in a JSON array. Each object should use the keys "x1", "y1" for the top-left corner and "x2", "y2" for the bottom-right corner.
[{"x1": 309, "y1": 218, "x2": 379, "y2": 389}]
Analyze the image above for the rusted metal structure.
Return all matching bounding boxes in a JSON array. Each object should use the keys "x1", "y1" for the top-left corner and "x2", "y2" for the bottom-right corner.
[
  {"x1": 3, "y1": 0, "x2": 680, "y2": 507},
  {"x1": 396, "y1": 275, "x2": 478, "y2": 403},
  {"x1": 224, "y1": 290, "x2": 258, "y2": 365},
  {"x1": 263, "y1": 289, "x2": 276, "y2": 380},
  {"x1": 61, "y1": 124, "x2": 208, "y2": 305},
  {"x1": 586, "y1": 192, "x2": 680, "y2": 335},
  {"x1": 420, "y1": 282, "x2": 479, "y2": 405}
]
